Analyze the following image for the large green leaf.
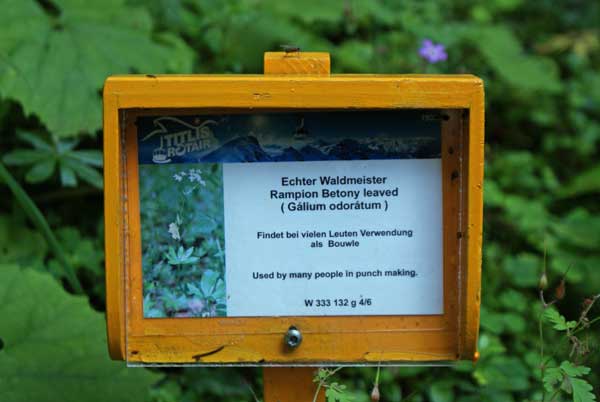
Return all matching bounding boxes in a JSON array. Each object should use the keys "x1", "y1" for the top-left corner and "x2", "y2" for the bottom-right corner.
[
  {"x1": 0, "y1": 264, "x2": 162, "y2": 402},
  {"x1": 472, "y1": 356, "x2": 530, "y2": 391},
  {"x1": 0, "y1": 0, "x2": 194, "y2": 137},
  {"x1": 560, "y1": 164, "x2": 600, "y2": 198},
  {"x1": 571, "y1": 378, "x2": 596, "y2": 402},
  {"x1": 551, "y1": 208, "x2": 600, "y2": 251},
  {"x1": 335, "y1": 41, "x2": 374, "y2": 72},
  {"x1": 560, "y1": 361, "x2": 591, "y2": 378},
  {"x1": 429, "y1": 381, "x2": 454, "y2": 402},
  {"x1": 0, "y1": 215, "x2": 47, "y2": 270},
  {"x1": 265, "y1": 0, "x2": 346, "y2": 24},
  {"x1": 544, "y1": 308, "x2": 577, "y2": 331},
  {"x1": 543, "y1": 367, "x2": 563, "y2": 392},
  {"x1": 3, "y1": 131, "x2": 104, "y2": 188},
  {"x1": 467, "y1": 26, "x2": 562, "y2": 93}
]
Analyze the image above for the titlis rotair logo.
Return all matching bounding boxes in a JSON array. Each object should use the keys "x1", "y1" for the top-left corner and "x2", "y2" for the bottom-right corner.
[{"x1": 142, "y1": 117, "x2": 217, "y2": 164}]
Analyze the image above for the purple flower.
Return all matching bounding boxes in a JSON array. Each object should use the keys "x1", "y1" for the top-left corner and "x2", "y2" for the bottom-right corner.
[
  {"x1": 187, "y1": 298, "x2": 204, "y2": 313},
  {"x1": 419, "y1": 39, "x2": 447, "y2": 63}
]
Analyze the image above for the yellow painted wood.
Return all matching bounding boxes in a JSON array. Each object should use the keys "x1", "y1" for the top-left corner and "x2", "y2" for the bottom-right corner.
[
  {"x1": 103, "y1": 85, "x2": 126, "y2": 360},
  {"x1": 264, "y1": 368, "x2": 324, "y2": 402},
  {"x1": 264, "y1": 52, "x2": 330, "y2": 75},
  {"x1": 461, "y1": 84, "x2": 485, "y2": 358},
  {"x1": 103, "y1": 56, "x2": 484, "y2": 364}
]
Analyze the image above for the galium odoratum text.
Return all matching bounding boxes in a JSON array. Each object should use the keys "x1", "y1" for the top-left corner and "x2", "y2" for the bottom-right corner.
[{"x1": 270, "y1": 175, "x2": 398, "y2": 212}]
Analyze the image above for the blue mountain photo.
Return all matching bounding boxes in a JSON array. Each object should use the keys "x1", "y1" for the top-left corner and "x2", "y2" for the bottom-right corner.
[{"x1": 137, "y1": 111, "x2": 442, "y2": 165}]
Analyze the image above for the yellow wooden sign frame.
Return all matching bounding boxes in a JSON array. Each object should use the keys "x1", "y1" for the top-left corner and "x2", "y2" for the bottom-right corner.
[{"x1": 103, "y1": 53, "x2": 484, "y2": 365}]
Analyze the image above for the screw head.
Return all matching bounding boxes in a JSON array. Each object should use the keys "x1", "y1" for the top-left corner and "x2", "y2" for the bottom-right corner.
[{"x1": 285, "y1": 326, "x2": 302, "y2": 349}]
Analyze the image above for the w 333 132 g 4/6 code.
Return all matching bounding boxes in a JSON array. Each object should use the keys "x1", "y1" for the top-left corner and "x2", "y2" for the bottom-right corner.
[{"x1": 303, "y1": 297, "x2": 373, "y2": 308}]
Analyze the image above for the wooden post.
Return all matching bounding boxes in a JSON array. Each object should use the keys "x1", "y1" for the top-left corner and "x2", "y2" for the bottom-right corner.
[
  {"x1": 264, "y1": 51, "x2": 330, "y2": 75},
  {"x1": 263, "y1": 367, "x2": 324, "y2": 402},
  {"x1": 262, "y1": 51, "x2": 329, "y2": 402}
]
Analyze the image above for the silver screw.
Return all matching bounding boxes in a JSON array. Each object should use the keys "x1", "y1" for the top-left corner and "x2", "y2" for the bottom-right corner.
[{"x1": 285, "y1": 326, "x2": 302, "y2": 349}]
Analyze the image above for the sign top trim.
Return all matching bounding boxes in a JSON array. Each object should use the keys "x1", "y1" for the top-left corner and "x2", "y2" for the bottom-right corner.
[
  {"x1": 105, "y1": 73, "x2": 481, "y2": 80},
  {"x1": 104, "y1": 75, "x2": 484, "y2": 112}
]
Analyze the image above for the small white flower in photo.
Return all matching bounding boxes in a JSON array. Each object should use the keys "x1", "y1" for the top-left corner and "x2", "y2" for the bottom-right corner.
[
  {"x1": 173, "y1": 173, "x2": 182, "y2": 182},
  {"x1": 168, "y1": 222, "x2": 181, "y2": 240},
  {"x1": 188, "y1": 169, "x2": 206, "y2": 185}
]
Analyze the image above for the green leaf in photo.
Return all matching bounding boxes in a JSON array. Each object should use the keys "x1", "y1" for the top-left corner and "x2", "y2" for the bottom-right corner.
[
  {"x1": 165, "y1": 246, "x2": 199, "y2": 265},
  {"x1": 200, "y1": 270, "x2": 220, "y2": 297},
  {"x1": 0, "y1": 264, "x2": 162, "y2": 402}
]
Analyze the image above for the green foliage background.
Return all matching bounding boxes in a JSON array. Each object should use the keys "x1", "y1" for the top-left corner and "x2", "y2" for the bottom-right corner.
[{"x1": 0, "y1": 0, "x2": 599, "y2": 401}]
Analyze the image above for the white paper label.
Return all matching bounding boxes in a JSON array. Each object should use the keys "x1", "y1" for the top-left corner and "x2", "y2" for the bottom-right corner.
[{"x1": 223, "y1": 159, "x2": 443, "y2": 316}]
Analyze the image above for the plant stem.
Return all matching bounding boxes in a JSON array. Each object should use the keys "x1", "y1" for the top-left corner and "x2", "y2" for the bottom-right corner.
[
  {"x1": 312, "y1": 379, "x2": 324, "y2": 402},
  {"x1": 216, "y1": 237, "x2": 225, "y2": 264},
  {"x1": 571, "y1": 316, "x2": 600, "y2": 337},
  {"x1": 539, "y1": 310, "x2": 546, "y2": 402},
  {"x1": 0, "y1": 161, "x2": 83, "y2": 293},
  {"x1": 538, "y1": 292, "x2": 548, "y2": 402},
  {"x1": 547, "y1": 387, "x2": 561, "y2": 402},
  {"x1": 312, "y1": 367, "x2": 343, "y2": 402},
  {"x1": 571, "y1": 294, "x2": 600, "y2": 335},
  {"x1": 403, "y1": 389, "x2": 419, "y2": 401},
  {"x1": 243, "y1": 378, "x2": 260, "y2": 402}
]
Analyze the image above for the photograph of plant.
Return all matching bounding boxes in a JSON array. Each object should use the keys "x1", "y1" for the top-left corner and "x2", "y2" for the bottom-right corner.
[{"x1": 139, "y1": 163, "x2": 226, "y2": 318}]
